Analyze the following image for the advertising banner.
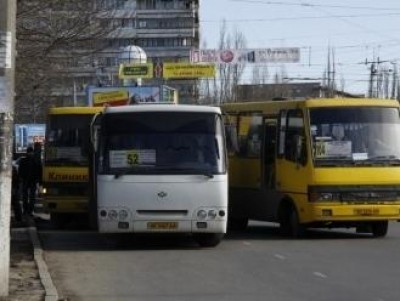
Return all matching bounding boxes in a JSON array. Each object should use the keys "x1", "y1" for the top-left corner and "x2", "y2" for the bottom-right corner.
[
  {"x1": 163, "y1": 63, "x2": 215, "y2": 79},
  {"x1": 14, "y1": 124, "x2": 46, "y2": 153},
  {"x1": 87, "y1": 85, "x2": 177, "y2": 106},
  {"x1": 190, "y1": 48, "x2": 300, "y2": 64},
  {"x1": 0, "y1": 31, "x2": 12, "y2": 68},
  {"x1": 118, "y1": 63, "x2": 153, "y2": 79},
  {"x1": 92, "y1": 89, "x2": 129, "y2": 106}
]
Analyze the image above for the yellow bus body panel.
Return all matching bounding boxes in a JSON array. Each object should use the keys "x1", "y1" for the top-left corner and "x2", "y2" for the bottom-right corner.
[
  {"x1": 42, "y1": 106, "x2": 102, "y2": 214},
  {"x1": 223, "y1": 98, "x2": 400, "y2": 225},
  {"x1": 42, "y1": 166, "x2": 89, "y2": 213}
]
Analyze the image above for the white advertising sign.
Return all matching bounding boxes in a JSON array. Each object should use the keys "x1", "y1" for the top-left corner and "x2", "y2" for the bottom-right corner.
[
  {"x1": 0, "y1": 77, "x2": 6, "y2": 109},
  {"x1": 0, "y1": 31, "x2": 12, "y2": 68},
  {"x1": 110, "y1": 149, "x2": 156, "y2": 168},
  {"x1": 190, "y1": 48, "x2": 300, "y2": 64}
]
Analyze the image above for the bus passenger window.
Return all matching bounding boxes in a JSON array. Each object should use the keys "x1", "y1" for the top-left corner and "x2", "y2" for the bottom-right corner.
[
  {"x1": 238, "y1": 115, "x2": 262, "y2": 158},
  {"x1": 225, "y1": 125, "x2": 239, "y2": 154}
]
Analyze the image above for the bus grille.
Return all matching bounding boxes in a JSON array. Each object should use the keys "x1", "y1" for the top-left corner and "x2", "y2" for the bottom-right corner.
[
  {"x1": 137, "y1": 210, "x2": 188, "y2": 217},
  {"x1": 341, "y1": 191, "x2": 398, "y2": 202}
]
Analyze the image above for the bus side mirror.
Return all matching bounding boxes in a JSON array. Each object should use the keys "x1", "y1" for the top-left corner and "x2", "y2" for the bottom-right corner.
[
  {"x1": 92, "y1": 127, "x2": 99, "y2": 152},
  {"x1": 90, "y1": 113, "x2": 101, "y2": 153}
]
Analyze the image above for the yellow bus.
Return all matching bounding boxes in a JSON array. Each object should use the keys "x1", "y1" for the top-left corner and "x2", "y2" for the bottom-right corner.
[
  {"x1": 221, "y1": 98, "x2": 400, "y2": 237},
  {"x1": 41, "y1": 106, "x2": 104, "y2": 227}
]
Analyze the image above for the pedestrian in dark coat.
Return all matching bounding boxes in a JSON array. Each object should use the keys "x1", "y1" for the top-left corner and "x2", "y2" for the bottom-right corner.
[
  {"x1": 11, "y1": 161, "x2": 22, "y2": 221},
  {"x1": 18, "y1": 146, "x2": 42, "y2": 216}
]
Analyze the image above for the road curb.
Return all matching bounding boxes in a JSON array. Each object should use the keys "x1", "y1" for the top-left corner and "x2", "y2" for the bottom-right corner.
[{"x1": 28, "y1": 223, "x2": 59, "y2": 301}]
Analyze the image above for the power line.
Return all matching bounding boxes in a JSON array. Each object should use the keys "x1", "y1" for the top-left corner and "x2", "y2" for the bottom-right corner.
[
  {"x1": 200, "y1": 12, "x2": 400, "y2": 23},
  {"x1": 228, "y1": 0, "x2": 400, "y2": 11}
]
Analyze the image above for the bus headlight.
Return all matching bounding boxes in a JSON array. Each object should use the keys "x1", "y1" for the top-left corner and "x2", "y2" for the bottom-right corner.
[
  {"x1": 309, "y1": 192, "x2": 334, "y2": 202},
  {"x1": 308, "y1": 186, "x2": 340, "y2": 202},
  {"x1": 118, "y1": 209, "x2": 128, "y2": 221},
  {"x1": 45, "y1": 187, "x2": 59, "y2": 195},
  {"x1": 108, "y1": 210, "x2": 118, "y2": 220},
  {"x1": 39, "y1": 186, "x2": 47, "y2": 194},
  {"x1": 197, "y1": 210, "x2": 207, "y2": 220},
  {"x1": 208, "y1": 209, "x2": 218, "y2": 219}
]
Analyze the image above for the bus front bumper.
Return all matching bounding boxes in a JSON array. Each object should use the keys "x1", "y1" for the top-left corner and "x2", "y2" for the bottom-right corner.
[
  {"x1": 305, "y1": 204, "x2": 400, "y2": 222},
  {"x1": 98, "y1": 220, "x2": 227, "y2": 234},
  {"x1": 42, "y1": 197, "x2": 88, "y2": 214}
]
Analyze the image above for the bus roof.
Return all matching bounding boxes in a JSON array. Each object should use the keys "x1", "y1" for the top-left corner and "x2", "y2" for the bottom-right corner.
[
  {"x1": 48, "y1": 106, "x2": 104, "y2": 115},
  {"x1": 103, "y1": 104, "x2": 221, "y2": 114},
  {"x1": 220, "y1": 98, "x2": 400, "y2": 114}
]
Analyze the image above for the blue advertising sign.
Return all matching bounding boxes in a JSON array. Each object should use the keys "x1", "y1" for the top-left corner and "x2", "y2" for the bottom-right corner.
[{"x1": 14, "y1": 124, "x2": 46, "y2": 153}]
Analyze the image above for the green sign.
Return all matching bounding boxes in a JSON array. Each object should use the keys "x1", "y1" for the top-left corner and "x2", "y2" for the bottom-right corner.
[{"x1": 119, "y1": 63, "x2": 153, "y2": 79}]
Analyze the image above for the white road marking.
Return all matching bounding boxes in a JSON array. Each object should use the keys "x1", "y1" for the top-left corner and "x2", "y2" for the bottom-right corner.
[
  {"x1": 274, "y1": 254, "x2": 286, "y2": 260},
  {"x1": 313, "y1": 272, "x2": 328, "y2": 279}
]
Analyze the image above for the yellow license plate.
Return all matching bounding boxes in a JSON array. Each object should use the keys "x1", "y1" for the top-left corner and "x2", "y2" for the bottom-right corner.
[
  {"x1": 354, "y1": 208, "x2": 379, "y2": 216},
  {"x1": 147, "y1": 222, "x2": 178, "y2": 230}
]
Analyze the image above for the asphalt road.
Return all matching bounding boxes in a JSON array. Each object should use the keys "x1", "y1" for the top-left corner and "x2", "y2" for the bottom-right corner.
[{"x1": 36, "y1": 217, "x2": 400, "y2": 301}]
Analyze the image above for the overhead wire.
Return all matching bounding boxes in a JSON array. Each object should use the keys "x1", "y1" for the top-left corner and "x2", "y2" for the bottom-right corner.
[{"x1": 228, "y1": 0, "x2": 400, "y2": 12}]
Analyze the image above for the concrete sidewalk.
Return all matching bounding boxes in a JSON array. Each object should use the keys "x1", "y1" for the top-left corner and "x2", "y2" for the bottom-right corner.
[{"x1": 7, "y1": 217, "x2": 58, "y2": 301}]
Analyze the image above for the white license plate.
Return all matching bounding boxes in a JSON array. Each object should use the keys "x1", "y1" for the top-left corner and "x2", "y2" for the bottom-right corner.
[{"x1": 147, "y1": 222, "x2": 178, "y2": 230}]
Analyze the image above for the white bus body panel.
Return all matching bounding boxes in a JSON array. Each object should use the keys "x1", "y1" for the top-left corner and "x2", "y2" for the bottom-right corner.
[{"x1": 97, "y1": 174, "x2": 228, "y2": 234}]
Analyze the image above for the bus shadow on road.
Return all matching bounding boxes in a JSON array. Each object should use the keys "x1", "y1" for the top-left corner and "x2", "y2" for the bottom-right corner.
[
  {"x1": 225, "y1": 221, "x2": 375, "y2": 241},
  {"x1": 36, "y1": 218, "x2": 380, "y2": 252},
  {"x1": 39, "y1": 231, "x2": 222, "y2": 251}
]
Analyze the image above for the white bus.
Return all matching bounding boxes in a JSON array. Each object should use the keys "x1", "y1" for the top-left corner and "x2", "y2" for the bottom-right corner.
[{"x1": 90, "y1": 104, "x2": 228, "y2": 247}]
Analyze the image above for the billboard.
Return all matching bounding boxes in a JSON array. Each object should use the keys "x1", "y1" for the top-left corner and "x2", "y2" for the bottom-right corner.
[
  {"x1": 118, "y1": 63, "x2": 153, "y2": 79},
  {"x1": 92, "y1": 89, "x2": 129, "y2": 106},
  {"x1": 87, "y1": 85, "x2": 177, "y2": 106},
  {"x1": 14, "y1": 124, "x2": 46, "y2": 153},
  {"x1": 163, "y1": 63, "x2": 215, "y2": 79},
  {"x1": 190, "y1": 48, "x2": 300, "y2": 64}
]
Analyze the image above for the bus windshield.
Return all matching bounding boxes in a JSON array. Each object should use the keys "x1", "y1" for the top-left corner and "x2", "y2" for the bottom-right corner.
[
  {"x1": 309, "y1": 107, "x2": 400, "y2": 166},
  {"x1": 45, "y1": 114, "x2": 92, "y2": 166},
  {"x1": 99, "y1": 112, "x2": 225, "y2": 175}
]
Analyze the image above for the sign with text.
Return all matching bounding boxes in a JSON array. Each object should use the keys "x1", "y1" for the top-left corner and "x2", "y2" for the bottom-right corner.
[
  {"x1": 119, "y1": 63, "x2": 153, "y2": 79},
  {"x1": 93, "y1": 89, "x2": 129, "y2": 106},
  {"x1": 14, "y1": 124, "x2": 46, "y2": 153},
  {"x1": 87, "y1": 85, "x2": 177, "y2": 106},
  {"x1": 0, "y1": 31, "x2": 12, "y2": 68},
  {"x1": 163, "y1": 63, "x2": 215, "y2": 79},
  {"x1": 190, "y1": 48, "x2": 300, "y2": 64}
]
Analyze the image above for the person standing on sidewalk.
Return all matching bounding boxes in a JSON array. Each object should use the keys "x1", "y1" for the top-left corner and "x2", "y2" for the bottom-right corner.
[
  {"x1": 11, "y1": 159, "x2": 22, "y2": 222},
  {"x1": 18, "y1": 146, "x2": 42, "y2": 216}
]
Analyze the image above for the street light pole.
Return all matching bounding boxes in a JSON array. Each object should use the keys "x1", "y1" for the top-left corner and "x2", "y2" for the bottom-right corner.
[{"x1": 0, "y1": 0, "x2": 16, "y2": 296}]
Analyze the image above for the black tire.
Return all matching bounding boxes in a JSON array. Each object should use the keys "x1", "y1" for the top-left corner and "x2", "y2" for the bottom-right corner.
[
  {"x1": 280, "y1": 204, "x2": 306, "y2": 238},
  {"x1": 371, "y1": 221, "x2": 388, "y2": 238},
  {"x1": 193, "y1": 233, "x2": 224, "y2": 247},
  {"x1": 289, "y1": 207, "x2": 306, "y2": 238},
  {"x1": 228, "y1": 217, "x2": 249, "y2": 231}
]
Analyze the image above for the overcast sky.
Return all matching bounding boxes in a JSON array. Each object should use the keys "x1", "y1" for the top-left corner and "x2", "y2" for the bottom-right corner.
[{"x1": 200, "y1": 0, "x2": 400, "y2": 94}]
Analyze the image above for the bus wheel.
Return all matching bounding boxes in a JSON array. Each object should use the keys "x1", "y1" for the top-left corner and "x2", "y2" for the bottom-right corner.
[
  {"x1": 193, "y1": 233, "x2": 224, "y2": 247},
  {"x1": 228, "y1": 217, "x2": 248, "y2": 231},
  {"x1": 371, "y1": 221, "x2": 388, "y2": 238},
  {"x1": 280, "y1": 205, "x2": 306, "y2": 238}
]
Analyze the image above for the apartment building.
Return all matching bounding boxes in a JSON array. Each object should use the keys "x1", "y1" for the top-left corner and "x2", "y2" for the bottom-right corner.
[{"x1": 16, "y1": 0, "x2": 200, "y2": 122}]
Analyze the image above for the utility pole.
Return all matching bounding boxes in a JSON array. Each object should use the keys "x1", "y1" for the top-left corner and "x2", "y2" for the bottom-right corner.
[
  {"x1": 391, "y1": 62, "x2": 397, "y2": 100},
  {"x1": 365, "y1": 57, "x2": 390, "y2": 98},
  {"x1": 0, "y1": 0, "x2": 16, "y2": 297}
]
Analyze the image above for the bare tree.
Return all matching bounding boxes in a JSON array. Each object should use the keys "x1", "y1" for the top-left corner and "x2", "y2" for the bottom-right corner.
[
  {"x1": 215, "y1": 20, "x2": 246, "y2": 104},
  {"x1": 15, "y1": 0, "x2": 120, "y2": 122},
  {"x1": 251, "y1": 64, "x2": 269, "y2": 85}
]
